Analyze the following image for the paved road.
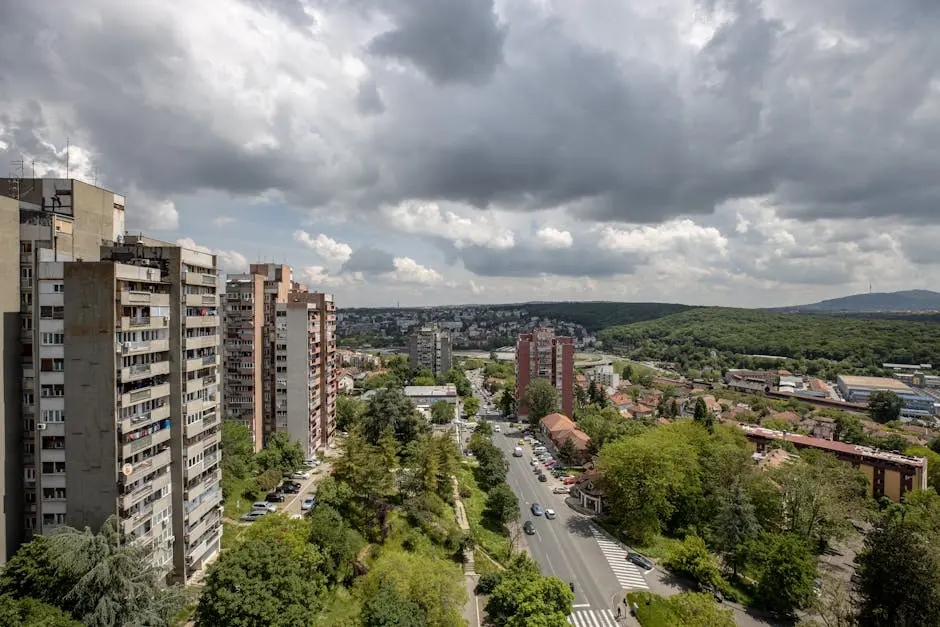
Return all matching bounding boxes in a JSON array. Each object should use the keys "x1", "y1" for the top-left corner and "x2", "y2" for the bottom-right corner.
[{"x1": 491, "y1": 420, "x2": 640, "y2": 625}]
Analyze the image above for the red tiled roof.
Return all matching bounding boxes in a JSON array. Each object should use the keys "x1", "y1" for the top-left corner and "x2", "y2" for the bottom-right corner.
[{"x1": 541, "y1": 413, "x2": 575, "y2": 433}]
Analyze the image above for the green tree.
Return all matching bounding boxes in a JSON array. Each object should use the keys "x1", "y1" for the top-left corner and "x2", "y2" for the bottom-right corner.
[
  {"x1": 523, "y1": 379, "x2": 560, "y2": 423},
  {"x1": 35, "y1": 516, "x2": 185, "y2": 626},
  {"x1": 462, "y1": 396, "x2": 481, "y2": 418},
  {"x1": 196, "y1": 528, "x2": 324, "y2": 626},
  {"x1": 0, "y1": 596, "x2": 81, "y2": 627},
  {"x1": 750, "y1": 533, "x2": 817, "y2": 616},
  {"x1": 497, "y1": 388, "x2": 516, "y2": 417},
  {"x1": 558, "y1": 437, "x2": 578, "y2": 465},
  {"x1": 430, "y1": 400, "x2": 455, "y2": 424},
  {"x1": 833, "y1": 412, "x2": 865, "y2": 444},
  {"x1": 713, "y1": 481, "x2": 759, "y2": 577},
  {"x1": 667, "y1": 592, "x2": 735, "y2": 627},
  {"x1": 576, "y1": 404, "x2": 648, "y2": 455},
  {"x1": 361, "y1": 580, "x2": 427, "y2": 627},
  {"x1": 485, "y1": 555, "x2": 573, "y2": 627},
  {"x1": 0, "y1": 536, "x2": 68, "y2": 607},
  {"x1": 485, "y1": 483, "x2": 520, "y2": 528},
  {"x1": 221, "y1": 419, "x2": 256, "y2": 499},
  {"x1": 254, "y1": 468, "x2": 282, "y2": 494},
  {"x1": 446, "y1": 368, "x2": 472, "y2": 397},
  {"x1": 621, "y1": 363, "x2": 634, "y2": 382},
  {"x1": 663, "y1": 534, "x2": 722, "y2": 588},
  {"x1": 361, "y1": 388, "x2": 425, "y2": 447},
  {"x1": 355, "y1": 550, "x2": 467, "y2": 627},
  {"x1": 308, "y1": 505, "x2": 366, "y2": 585},
  {"x1": 868, "y1": 390, "x2": 903, "y2": 424},
  {"x1": 336, "y1": 394, "x2": 365, "y2": 431},
  {"x1": 255, "y1": 431, "x2": 305, "y2": 474},
  {"x1": 855, "y1": 492, "x2": 940, "y2": 627},
  {"x1": 597, "y1": 426, "x2": 699, "y2": 542},
  {"x1": 693, "y1": 397, "x2": 713, "y2": 430},
  {"x1": 575, "y1": 384, "x2": 589, "y2": 408}
]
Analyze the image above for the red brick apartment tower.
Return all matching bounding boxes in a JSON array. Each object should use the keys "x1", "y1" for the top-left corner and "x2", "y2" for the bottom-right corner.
[{"x1": 515, "y1": 328, "x2": 574, "y2": 418}]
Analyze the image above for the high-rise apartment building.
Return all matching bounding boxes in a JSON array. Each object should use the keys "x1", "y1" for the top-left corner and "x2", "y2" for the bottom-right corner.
[
  {"x1": 63, "y1": 236, "x2": 223, "y2": 581},
  {"x1": 0, "y1": 177, "x2": 126, "y2": 564},
  {"x1": 223, "y1": 265, "x2": 336, "y2": 455},
  {"x1": 408, "y1": 324, "x2": 453, "y2": 377},
  {"x1": 515, "y1": 328, "x2": 574, "y2": 419}
]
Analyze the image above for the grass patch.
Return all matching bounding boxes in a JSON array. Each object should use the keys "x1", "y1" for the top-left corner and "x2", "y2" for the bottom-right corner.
[
  {"x1": 626, "y1": 591, "x2": 677, "y2": 627},
  {"x1": 474, "y1": 548, "x2": 501, "y2": 575},
  {"x1": 312, "y1": 586, "x2": 361, "y2": 627},
  {"x1": 220, "y1": 521, "x2": 250, "y2": 550},
  {"x1": 223, "y1": 475, "x2": 259, "y2": 519},
  {"x1": 593, "y1": 521, "x2": 682, "y2": 561},
  {"x1": 457, "y1": 463, "x2": 509, "y2": 565},
  {"x1": 721, "y1": 573, "x2": 756, "y2": 606},
  {"x1": 172, "y1": 604, "x2": 197, "y2": 626}
]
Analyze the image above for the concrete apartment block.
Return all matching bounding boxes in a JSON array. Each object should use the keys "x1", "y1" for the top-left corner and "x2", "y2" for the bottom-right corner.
[{"x1": 408, "y1": 323, "x2": 453, "y2": 377}]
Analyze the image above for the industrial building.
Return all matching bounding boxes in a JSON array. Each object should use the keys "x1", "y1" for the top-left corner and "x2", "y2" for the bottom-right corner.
[{"x1": 837, "y1": 375, "x2": 936, "y2": 420}]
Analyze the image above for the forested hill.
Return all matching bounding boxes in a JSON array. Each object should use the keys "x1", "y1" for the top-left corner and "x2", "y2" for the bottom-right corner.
[
  {"x1": 597, "y1": 307, "x2": 940, "y2": 372},
  {"x1": 773, "y1": 289, "x2": 940, "y2": 313},
  {"x1": 494, "y1": 301, "x2": 692, "y2": 331}
]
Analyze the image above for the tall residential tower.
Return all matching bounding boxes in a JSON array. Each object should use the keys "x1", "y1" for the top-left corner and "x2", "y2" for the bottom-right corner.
[
  {"x1": 408, "y1": 323, "x2": 453, "y2": 377},
  {"x1": 515, "y1": 328, "x2": 574, "y2": 419}
]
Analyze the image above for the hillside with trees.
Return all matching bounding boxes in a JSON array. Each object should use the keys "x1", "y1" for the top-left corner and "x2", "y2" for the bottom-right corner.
[
  {"x1": 492, "y1": 301, "x2": 692, "y2": 331},
  {"x1": 597, "y1": 307, "x2": 940, "y2": 376}
]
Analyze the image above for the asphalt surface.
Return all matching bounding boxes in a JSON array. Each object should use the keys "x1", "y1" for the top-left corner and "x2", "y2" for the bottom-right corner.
[{"x1": 491, "y1": 421, "x2": 624, "y2": 614}]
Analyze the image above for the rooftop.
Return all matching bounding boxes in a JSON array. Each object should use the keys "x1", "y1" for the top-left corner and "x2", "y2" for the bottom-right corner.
[
  {"x1": 837, "y1": 375, "x2": 914, "y2": 392},
  {"x1": 403, "y1": 385, "x2": 458, "y2": 397}
]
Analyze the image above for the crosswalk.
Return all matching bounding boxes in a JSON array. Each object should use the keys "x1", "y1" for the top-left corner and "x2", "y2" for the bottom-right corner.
[
  {"x1": 568, "y1": 608, "x2": 618, "y2": 627},
  {"x1": 589, "y1": 525, "x2": 650, "y2": 590}
]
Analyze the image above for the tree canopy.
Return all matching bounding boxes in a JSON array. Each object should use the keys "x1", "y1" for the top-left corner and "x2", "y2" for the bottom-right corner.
[
  {"x1": 484, "y1": 555, "x2": 573, "y2": 627},
  {"x1": 868, "y1": 390, "x2": 904, "y2": 424},
  {"x1": 523, "y1": 379, "x2": 560, "y2": 423}
]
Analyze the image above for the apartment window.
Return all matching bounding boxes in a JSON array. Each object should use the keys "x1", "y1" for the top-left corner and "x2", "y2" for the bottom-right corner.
[
  {"x1": 40, "y1": 358, "x2": 64, "y2": 372},
  {"x1": 42, "y1": 513, "x2": 66, "y2": 525},
  {"x1": 39, "y1": 306, "x2": 64, "y2": 320},
  {"x1": 40, "y1": 385, "x2": 64, "y2": 398},
  {"x1": 24, "y1": 468, "x2": 36, "y2": 482},
  {"x1": 21, "y1": 266, "x2": 32, "y2": 281},
  {"x1": 41, "y1": 332, "x2": 64, "y2": 345},
  {"x1": 23, "y1": 392, "x2": 34, "y2": 405},
  {"x1": 41, "y1": 409, "x2": 65, "y2": 423},
  {"x1": 53, "y1": 283, "x2": 64, "y2": 293},
  {"x1": 42, "y1": 488, "x2": 67, "y2": 500},
  {"x1": 20, "y1": 293, "x2": 32, "y2": 308},
  {"x1": 24, "y1": 418, "x2": 35, "y2": 431},
  {"x1": 41, "y1": 462, "x2": 66, "y2": 474},
  {"x1": 20, "y1": 241, "x2": 32, "y2": 254},
  {"x1": 21, "y1": 317, "x2": 32, "y2": 331}
]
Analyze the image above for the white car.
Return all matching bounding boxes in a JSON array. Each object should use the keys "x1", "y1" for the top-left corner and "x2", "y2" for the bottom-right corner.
[
  {"x1": 552, "y1": 486, "x2": 570, "y2": 494},
  {"x1": 545, "y1": 509, "x2": 557, "y2": 519},
  {"x1": 301, "y1": 497, "x2": 316, "y2": 511},
  {"x1": 252, "y1": 501, "x2": 277, "y2": 513},
  {"x1": 494, "y1": 425, "x2": 501, "y2": 432},
  {"x1": 289, "y1": 471, "x2": 310, "y2": 480}
]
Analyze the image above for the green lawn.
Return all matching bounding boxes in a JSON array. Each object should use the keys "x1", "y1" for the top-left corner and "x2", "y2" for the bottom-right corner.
[
  {"x1": 593, "y1": 521, "x2": 682, "y2": 561},
  {"x1": 626, "y1": 592, "x2": 677, "y2": 627},
  {"x1": 223, "y1": 475, "x2": 259, "y2": 519},
  {"x1": 457, "y1": 463, "x2": 510, "y2": 565}
]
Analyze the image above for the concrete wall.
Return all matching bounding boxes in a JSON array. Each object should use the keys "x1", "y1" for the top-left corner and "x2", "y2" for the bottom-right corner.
[
  {"x1": 63, "y1": 263, "x2": 119, "y2": 531},
  {"x1": 0, "y1": 197, "x2": 21, "y2": 562},
  {"x1": 285, "y1": 303, "x2": 313, "y2": 456}
]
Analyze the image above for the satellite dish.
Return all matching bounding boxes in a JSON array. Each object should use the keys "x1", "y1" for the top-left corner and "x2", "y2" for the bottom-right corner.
[{"x1": 121, "y1": 464, "x2": 134, "y2": 476}]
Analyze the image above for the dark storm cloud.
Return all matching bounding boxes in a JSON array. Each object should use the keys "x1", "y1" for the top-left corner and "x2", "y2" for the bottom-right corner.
[
  {"x1": 3, "y1": 0, "x2": 940, "y2": 234},
  {"x1": 367, "y1": 0, "x2": 506, "y2": 85},
  {"x1": 340, "y1": 246, "x2": 395, "y2": 274}
]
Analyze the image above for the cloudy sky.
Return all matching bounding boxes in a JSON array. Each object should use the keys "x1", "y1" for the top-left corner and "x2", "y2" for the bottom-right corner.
[{"x1": 2, "y1": 0, "x2": 938, "y2": 307}]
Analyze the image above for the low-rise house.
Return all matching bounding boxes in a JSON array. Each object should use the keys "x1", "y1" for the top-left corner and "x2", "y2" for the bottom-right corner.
[
  {"x1": 571, "y1": 468, "x2": 605, "y2": 514},
  {"x1": 539, "y1": 413, "x2": 591, "y2": 464},
  {"x1": 338, "y1": 371, "x2": 355, "y2": 394},
  {"x1": 404, "y1": 384, "x2": 461, "y2": 419},
  {"x1": 701, "y1": 395, "x2": 722, "y2": 416}
]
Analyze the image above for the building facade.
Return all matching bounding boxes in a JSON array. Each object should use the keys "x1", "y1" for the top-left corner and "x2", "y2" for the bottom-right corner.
[
  {"x1": 408, "y1": 324, "x2": 453, "y2": 377},
  {"x1": 837, "y1": 375, "x2": 936, "y2": 420},
  {"x1": 0, "y1": 177, "x2": 126, "y2": 564},
  {"x1": 515, "y1": 328, "x2": 574, "y2": 419},
  {"x1": 63, "y1": 237, "x2": 223, "y2": 581},
  {"x1": 222, "y1": 266, "x2": 336, "y2": 456}
]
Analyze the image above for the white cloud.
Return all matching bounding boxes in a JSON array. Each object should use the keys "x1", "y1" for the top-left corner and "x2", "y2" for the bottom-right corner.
[
  {"x1": 212, "y1": 216, "x2": 235, "y2": 227},
  {"x1": 535, "y1": 226, "x2": 573, "y2": 249},
  {"x1": 469, "y1": 280, "x2": 485, "y2": 294},
  {"x1": 382, "y1": 201, "x2": 516, "y2": 249},
  {"x1": 293, "y1": 230, "x2": 353, "y2": 264},
  {"x1": 175, "y1": 237, "x2": 248, "y2": 273},
  {"x1": 390, "y1": 257, "x2": 443, "y2": 285},
  {"x1": 598, "y1": 219, "x2": 728, "y2": 256}
]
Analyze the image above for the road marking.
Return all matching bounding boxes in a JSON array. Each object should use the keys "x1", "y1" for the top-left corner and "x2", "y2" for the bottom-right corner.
[
  {"x1": 567, "y1": 608, "x2": 617, "y2": 627},
  {"x1": 589, "y1": 524, "x2": 650, "y2": 590},
  {"x1": 572, "y1": 603, "x2": 591, "y2": 608}
]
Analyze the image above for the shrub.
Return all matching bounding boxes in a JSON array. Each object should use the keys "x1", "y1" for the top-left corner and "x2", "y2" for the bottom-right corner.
[
  {"x1": 475, "y1": 573, "x2": 502, "y2": 595},
  {"x1": 663, "y1": 534, "x2": 722, "y2": 588}
]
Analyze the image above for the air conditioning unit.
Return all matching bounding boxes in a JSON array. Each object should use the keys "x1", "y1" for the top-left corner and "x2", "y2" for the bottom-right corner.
[{"x1": 36, "y1": 423, "x2": 47, "y2": 430}]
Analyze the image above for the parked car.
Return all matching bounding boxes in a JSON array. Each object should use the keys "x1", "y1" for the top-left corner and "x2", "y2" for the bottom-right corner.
[
  {"x1": 545, "y1": 508, "x2": 556, "y2": 519},
  {"x1": 531, "y1": 503, "x2": 544, "y2": 516},
  {"x1": 530, "y1": 460, "x2": 540, "y2": 466},
  {"x1": 240, "y1": 511, "x2": 267, "y2": 522},
  {"x1": 305, "y1": 458, "x2": 321, "y2": 467},
  {"x1": 523, "y1": 521, "x2": 535, "y2": 535},
  {"x1": 279, "y1": 483, "x2": 301, "y2": 494},
  {"x1": 552, "y1": 486, "x2": 570, "y2": 494},
  {"x1": 301, "y1": 497, "x2": 316, "y2": 511},
  {"x1": 538, "y1": 474, "x2": 548, "y2": 482},
  {"x1": 252, "y1": 501, "x2": 277, "y2": 513},
  {"x1": 545, "y1": 461, "x2": 559, "y2": 468},
  {"x1": 563, "y1": 477, "x2": 577, "y2": 485},
  {"x1": 626, "y1": 552, "x2": 654, "y2": 571},
  {"x1": 265, "y1": 491, "x2": 286, "y2": 502},
  {"x1": 289, "y1": 471, "x2": 310, "y2": 480}
]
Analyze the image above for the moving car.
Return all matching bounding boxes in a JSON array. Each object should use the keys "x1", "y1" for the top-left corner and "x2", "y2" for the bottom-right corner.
[
  {"x1": 531, "y1": 503, "x2": 544, "y2": 516},
  {"x1": 552, "y1": 486, "x2": 570, "y2": 494},
  {"x1": 494, "y1": 425, "x2": 501, "y2": 432},
  {"x1": 545, "y1": 508, "x2": 556, "y2": 519},
  {"x1": 252, "y1": 501, "x2": 277, "y2": 513},
  {"x1": 626, "y1": 552, "x2": 654, "y2": 571},
  {"x1": 240, "y1": 511, "x2": 267, "y2": 522},
  {"x1": 513, "y1": 447, "x2": 523, "y2": 457},
  {"x1": 523, "y1": 521, "x2": 536, "y2": 535},
  {"x1": 265, "y1": 491, "x2": 286, "y2": 502},
  {"x1": 301, "y1": 497, "x2": 316, "y2": 511}
]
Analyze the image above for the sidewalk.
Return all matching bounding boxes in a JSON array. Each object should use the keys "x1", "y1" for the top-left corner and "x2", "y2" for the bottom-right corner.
[{"x1": 452, "y1": 475, "x2": 484, "y2": 627}]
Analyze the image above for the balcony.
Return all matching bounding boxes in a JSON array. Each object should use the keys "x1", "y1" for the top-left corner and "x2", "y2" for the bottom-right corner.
[
  {"x1": 121, "y1": 448, "x2": 172, "y2": 484},
  {"x1": 185, "y1": 334, "x2": 219, "y2": 351},
  {"x1": 120, "y1": 482, "x2": 154, "y2": 511},
  {"x1": 121, "y1": 427, "x2": 172, "y2": 459},
  {"x1": 186, "y1": 354, "x2": 219, "y2": 370},
  {"x1": 186, "y1": 490, "x2": 222, "y2": 526},
  {"x1": 119, "y1": 403, "x2": 170, "y2": 434},
  {"x1": 186, "y1": 315, "x2": 219, "y2": 328},
  {"x1": 120, "y1": 382, "x2": 170, "y2": 408},
  {"x1": 186, "y1": 510, "x2": 221, "y2": 545},
  {"x1": 118, "y1": 339, "x2": 170, "y2": 355},
  {"x1": 185, "y1": 293, "x2": 218, "y2": 307},
  {"x1": 120, "y1": 360, "x2": 170, "y2": 383},
  {"x1": 121, "y1": 291, "x2": 170, "y2": 307},
  {"x1": 121, "y1": 315, "x2": 169, "y2": 330}
]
